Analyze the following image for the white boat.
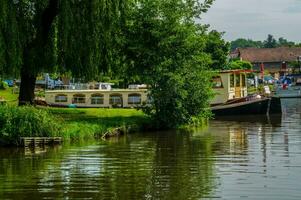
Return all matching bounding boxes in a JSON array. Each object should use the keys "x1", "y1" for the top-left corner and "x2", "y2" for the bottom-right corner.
[
  {"x1": 44, "y1": 82, "x2": 148, "y2": 108},
  {"x1": 210, "y1": 70, "x2": 282, "y2": 116}
]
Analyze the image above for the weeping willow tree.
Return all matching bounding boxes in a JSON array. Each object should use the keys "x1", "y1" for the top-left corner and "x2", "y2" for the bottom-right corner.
[{"x1": 0, "y1": 0, "x2": 126, "y2": 105}]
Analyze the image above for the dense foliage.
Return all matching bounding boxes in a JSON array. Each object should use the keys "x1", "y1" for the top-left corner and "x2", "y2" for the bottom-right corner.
[
  {"x1": 204, "y1": 31, "x2": 230, "y2": 70},
  {"x1": 0, "y1": 0, "x2": 230, "y2": 128},
  {"x1": 230, "y1": 34, "x2": 300, "y2": 51},
  {"x1": 118, "y1": 0, "x2": 221, "y2": 128},
  {"x1": 226, "y1": 60, "x2": 253, "y2": 70},
  {"x1": 0, "y1": 0, "x2": 126, "y2": 105},
  {"x1": 0, "y1": 106, "x2": 61, "y2": 145},
  {"x1": 0, "y1": 80, "x2": 8, "y2": 90}
]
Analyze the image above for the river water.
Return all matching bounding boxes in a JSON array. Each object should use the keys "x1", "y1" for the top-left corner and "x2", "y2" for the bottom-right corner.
[{"x1": 1, "y1": 99, "x2": 301, "y2": 199}]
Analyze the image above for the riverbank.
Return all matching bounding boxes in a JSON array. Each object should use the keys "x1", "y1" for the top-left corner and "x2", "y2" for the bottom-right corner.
[
  {"x1": 46, "y1": 107, "x2": 150, "y2": 141},
  {"x1": 0, "y1": 104, "x2": 150, "y2": 146},
  {"x1": 0, "y1": 88, "x2": 206, "y2": 146}
]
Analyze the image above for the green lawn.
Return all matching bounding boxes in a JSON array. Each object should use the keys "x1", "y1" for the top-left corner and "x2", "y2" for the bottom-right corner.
[
  {"x1": 1, "y1": 88, "x2": 150, "y2": 143},
  {"x1": 44, "y1": 107, "x2": 149, "y2": 141},
  {"x1": 0, "y1": 88, "x2": 18, "y2": 104}
]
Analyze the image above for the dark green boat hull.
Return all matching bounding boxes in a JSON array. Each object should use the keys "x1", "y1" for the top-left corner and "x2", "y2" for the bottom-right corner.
[{"x1": 212, "y1": 98, "x2": 271, "y2": 116}]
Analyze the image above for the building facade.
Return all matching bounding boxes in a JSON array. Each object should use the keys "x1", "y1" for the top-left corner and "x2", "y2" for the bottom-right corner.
[{"x1": 231, "y1": 47, "x2": 301, "y2": 77}]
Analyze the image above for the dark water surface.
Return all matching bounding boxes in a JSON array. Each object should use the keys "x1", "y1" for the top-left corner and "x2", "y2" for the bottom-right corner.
[{"x1": 1, "y1": 99, "x2": 301, "y2": 199}]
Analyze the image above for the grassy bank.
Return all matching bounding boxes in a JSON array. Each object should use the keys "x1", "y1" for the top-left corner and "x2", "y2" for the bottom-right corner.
[
  {"x1": 0, "y1": 89, "x2": 149, "y2": 144},
  {"x1": 46, "y1": 107, "x2": 149, "y2": 141},
  {"x1": 0, "y1": 88, "x2": 18, "y2": 105},
  {"x1": 0, "y1": 89, "x2": 206, "y2": 145},
  {"x1": 0, "y1": 106, "x2": 61, "y2": 145},
  {"x1": 0, "y1": 104, "x2": 150, "y2": 145}
]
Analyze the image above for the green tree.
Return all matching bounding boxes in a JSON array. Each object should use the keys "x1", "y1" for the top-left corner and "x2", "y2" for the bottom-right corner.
[
  {"x1": 231, "y1": 35, "x2": 298, "y2": 50},
  {"x1": 204, "y1": 31, "x2": 230, "y2": 70},
  {"x1": 0, "y1": 0, "x2": 126, "y2": 105},
  {"x1": 263, "y1": 34, "x2": 277, "y2": 48},
  {"x1": 226, "y1": 60, "x2": 253, "y2": 70},
  {"x1": 122, "y1": 0, "x2": 215, "y2": 128},
  {"x1": 278, "y1": 37, "x2": 295, "y2": 47},
  {"x1": 230, "y1": 38, "x2": 263, "y2": 51}
]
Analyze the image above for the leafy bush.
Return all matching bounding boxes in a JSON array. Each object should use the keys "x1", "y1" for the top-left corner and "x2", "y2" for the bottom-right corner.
[
  {"x1": 0, "y1": 81, "x2": 8, "y2": 90},
  {"x1": 0, "y1": 106, "x2": 62, "y2": 145},
  {"x1": 226, "y1": 60, "x2": 253, "y2": 70}
]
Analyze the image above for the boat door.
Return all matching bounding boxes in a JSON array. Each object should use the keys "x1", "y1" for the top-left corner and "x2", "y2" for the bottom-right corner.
[{"x1": 234, "y1": 73, "x2": 242, "y2": 98}]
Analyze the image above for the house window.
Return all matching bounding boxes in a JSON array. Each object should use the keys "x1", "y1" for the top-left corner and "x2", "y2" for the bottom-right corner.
[
  {"x1": 128, "y1": 94, "x2": 141, "y2": 104},
  {"x1": 235, "y1": 74, "x2": 241, "y2": 87},
  {"x1": 212, "y1": 76, "x2": 223, "y2": 88},
  {"x1": 91, "y1": 94, "x2": 104, "y2": 104},
  {"x1": 242, "y1": 74, "x2": 246, "y2": 87},
  {"x1": 230, "y1": 74, "x2": 235, "y2": 87},
  {"x1": 109, "y1": 94, "x2": 122, "y2": 105},
  {"x1": 73, "y1": 94, "x2": 86, "y2": 104},
  {"x1": 55, "y1": 94, "x2": 68, "y2": 103}
]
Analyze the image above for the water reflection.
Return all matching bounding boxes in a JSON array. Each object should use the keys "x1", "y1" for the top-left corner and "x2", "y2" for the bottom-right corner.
[{"x1": 1, "y1": 99, "x2": 301, "y2": 199}]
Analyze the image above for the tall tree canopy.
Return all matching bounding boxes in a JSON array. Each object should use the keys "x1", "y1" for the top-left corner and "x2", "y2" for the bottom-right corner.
[
  {"x1": 0, "y1": 0, "x2": 126, "y2": 105},
  {"x1": 263, "y1": 34, "x2": 277, "y2": 48},
  {"x1": 1, "y1": 0, "x2": 228, "y2": 128},
  {"x1": 117, "y1": 0, "x2": 221, "y2": 128}
]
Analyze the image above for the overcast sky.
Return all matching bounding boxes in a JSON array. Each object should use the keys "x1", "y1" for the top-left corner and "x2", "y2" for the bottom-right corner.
[{"x1": 201, "y1": 0, "x2": 301, "y2": 42}]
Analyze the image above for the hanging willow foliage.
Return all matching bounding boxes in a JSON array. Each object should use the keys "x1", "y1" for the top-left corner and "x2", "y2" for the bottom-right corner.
[
  {"x1": 0, "y1": 0, "x2": 127, "y2": 79},
  {"x1": 57, "y1": 0, "x2": 128, "y2": 80},
  {"x1": 0, "y1": 0, "x2": 22, "y2": 76}
]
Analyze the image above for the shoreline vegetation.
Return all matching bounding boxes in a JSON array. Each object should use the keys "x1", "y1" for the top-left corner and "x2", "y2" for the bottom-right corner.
[
  {"x1": 0, "y1": 104, "x2": 150, "y2": 146},
  {"x1": 0, "y1": 105, "x2": 207, "y2": 146},
  {"x1": 0, "y1": 87, "x2": 149, "y2": 145},
  {"x1": 0, "y1": 88, "x2": 208, "y2": 146},
  {"x1": 1, "y1": 0, "x2": 223, "y2": 136}
]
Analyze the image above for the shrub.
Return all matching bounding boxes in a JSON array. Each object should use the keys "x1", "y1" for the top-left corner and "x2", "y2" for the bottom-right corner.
[
  {"x1": 226, "y1": 60, "x2": 253, "y2": 70},
  {"x1": 0, "y1": 105, "x2": 62, "y2": 145},
  {"x1": 0, "y1": 81, "x2": 8, "y2": 90}
]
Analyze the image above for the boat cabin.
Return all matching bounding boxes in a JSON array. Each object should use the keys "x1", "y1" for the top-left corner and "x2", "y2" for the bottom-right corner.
[
  {"x1": 211, "y1": 70, "x2": 251, "y2": 105},
  {"x1": 45, "y1": 88, "x2": 148, "y2": 108}
]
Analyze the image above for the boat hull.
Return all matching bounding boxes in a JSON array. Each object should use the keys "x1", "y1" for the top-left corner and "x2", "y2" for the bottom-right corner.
[{"x1": 211, "y1": 98, "x2": 270, "y2": 116}]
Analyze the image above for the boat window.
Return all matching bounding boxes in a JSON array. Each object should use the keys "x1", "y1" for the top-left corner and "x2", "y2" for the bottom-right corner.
[
  {"x1": 110, "y1": 94, "x2": 122, "y2": 105},
  {"x1": 242, "y1": 74, "x2": 246, "y2": 87},
  {"x1": 128, "y1": 93, "x2": 141, "y2": 104},
  {"x1": 55, "y1": 94, "x2": 68, "y2": 103},
  {"x1": 235, "y1": 74, "x2": 241, "y2": 87},
  {"x1": 212, "y1": 76, "x2": 223, "y2": 88},
  {"x1": 91, "y1": 94, "x2": 104, "y2": 104},
  {"x1": 73, "y1": 94, "x2": 86, "y2": 104},
  {"x1": 230, "y1": 74, "x2": 235, "y2": 87}
]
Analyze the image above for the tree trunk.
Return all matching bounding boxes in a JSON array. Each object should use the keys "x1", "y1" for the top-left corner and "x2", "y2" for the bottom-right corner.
[
  {"x1": 18, "y1": 69, "x2": 36, "y2": 106},
  {"x1": 17, "y1": 0, "x2": 58, "y2": 106}
]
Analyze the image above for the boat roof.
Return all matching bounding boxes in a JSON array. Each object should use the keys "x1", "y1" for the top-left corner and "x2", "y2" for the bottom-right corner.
[
  {"x1": 218, "y1": 69, "x2": 259, "y2": 74},
  {"x1": 45, "y1": 89, "x2": 148, "y2": 93}
]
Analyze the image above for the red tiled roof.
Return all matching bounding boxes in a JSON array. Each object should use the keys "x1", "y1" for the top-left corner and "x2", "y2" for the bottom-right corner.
[{"x1": 238, "y1": 47, "x2": 301, "y2": 63}]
